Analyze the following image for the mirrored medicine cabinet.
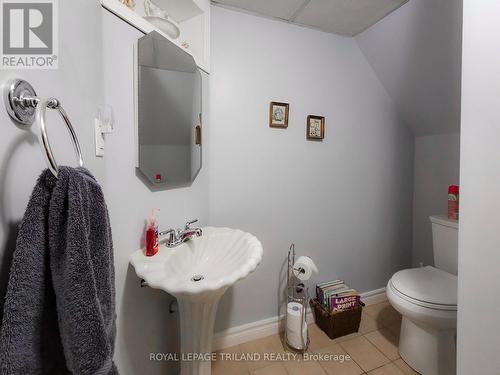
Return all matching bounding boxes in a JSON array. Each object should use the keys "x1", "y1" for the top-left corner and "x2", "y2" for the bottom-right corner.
[{"x1": 136, "y1": 31, "x2": 202, "y2": 188}]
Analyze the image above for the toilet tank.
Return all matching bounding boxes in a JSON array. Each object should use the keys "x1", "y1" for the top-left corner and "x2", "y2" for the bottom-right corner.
[{"x1": 430, "y1": 215, "x2": 459, "y2": 275}]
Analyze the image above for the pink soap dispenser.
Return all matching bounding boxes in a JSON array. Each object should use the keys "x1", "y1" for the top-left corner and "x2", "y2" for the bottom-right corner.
[{"x1": 145, "y1": 209, "x2": 159, "y2": 256}]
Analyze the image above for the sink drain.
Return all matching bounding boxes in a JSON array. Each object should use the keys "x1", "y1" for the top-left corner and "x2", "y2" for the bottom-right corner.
[{"x1": 191, "y1": 275, "x2": 204, "y2": 282}]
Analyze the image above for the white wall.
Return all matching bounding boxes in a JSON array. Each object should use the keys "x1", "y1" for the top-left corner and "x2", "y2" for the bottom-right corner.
[
  {"x1": 412, "y1": 133, "x2": 460, "y2": 267},
  {"x1": 458, "y1": 1, "x2": 500, "y2": 373},
  {"x1": 209, "y1": 6, "x2": 415, "y2": 332},
  {"x1": 101, "y1": 8, "x2": 210, "y2": 375},
  {"x1": 355, "y1": 0, "x2": 462, "y2": 136},
  {"x1": 0, "y1": 0, "x2": 105, "y2": 324}
]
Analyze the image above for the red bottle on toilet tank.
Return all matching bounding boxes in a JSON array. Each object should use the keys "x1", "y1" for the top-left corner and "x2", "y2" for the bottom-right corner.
[{"x1": 448, "y1": 185, "x2": 459, "y2": 221}]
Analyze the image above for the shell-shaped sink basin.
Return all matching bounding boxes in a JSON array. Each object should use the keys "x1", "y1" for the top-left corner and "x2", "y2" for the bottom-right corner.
[
  {"x1": 130, "y1": 227, "x2": 262, "y2": 375},
  {"x1": 130, "y1": 227, "x2": 263, "y2": 299}
]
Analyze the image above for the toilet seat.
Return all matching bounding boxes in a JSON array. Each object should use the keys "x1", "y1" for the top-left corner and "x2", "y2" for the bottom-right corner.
[{"x1": 389, "y1": 266, "x2": 457, "y2": 311}]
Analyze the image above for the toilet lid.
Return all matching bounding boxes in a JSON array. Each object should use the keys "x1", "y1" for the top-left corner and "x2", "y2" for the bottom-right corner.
[{"x1": 390, "y1": 266, "x2": 457, "y2": 307}]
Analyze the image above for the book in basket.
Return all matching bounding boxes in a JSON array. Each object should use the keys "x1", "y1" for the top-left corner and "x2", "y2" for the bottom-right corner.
[{"x1": 330, "y1": 293, "x2": 361, "y2": 313}]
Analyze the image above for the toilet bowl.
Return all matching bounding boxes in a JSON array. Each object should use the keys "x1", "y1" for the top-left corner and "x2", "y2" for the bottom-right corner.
[
  {"x1": 387, "y1": 215, "x2": 458, "y2": 375},
  {"x1": 387, "y1": 266, "x2": 457, "y2": 375}
]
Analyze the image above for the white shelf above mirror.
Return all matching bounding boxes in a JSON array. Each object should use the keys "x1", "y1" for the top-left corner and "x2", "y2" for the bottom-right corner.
[
  {"x1": 150, "y1": 0, "x2": 203, "y2": 21},
  {"x1": 101, "y1": 0, "x2": 210, "y2": 73}
]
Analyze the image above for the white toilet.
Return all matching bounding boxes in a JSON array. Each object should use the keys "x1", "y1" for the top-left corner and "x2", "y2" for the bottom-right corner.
[{"x1": 387, "y1": 215, "x2": 458, "y2": 375}]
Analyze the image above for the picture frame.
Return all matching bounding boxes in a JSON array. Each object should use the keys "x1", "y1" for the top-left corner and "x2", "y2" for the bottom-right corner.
[
  {"x1": 269, "y1": 101, "x2": 289, "y2": 128},
  {"x1": 307, "y1": 115, "x2": 325, "y2": 140}
]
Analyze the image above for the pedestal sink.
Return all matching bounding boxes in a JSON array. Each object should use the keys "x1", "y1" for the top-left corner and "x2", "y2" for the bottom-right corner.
[{"x1": 130, "y1": 227, "x2": 263, "y2": 375}]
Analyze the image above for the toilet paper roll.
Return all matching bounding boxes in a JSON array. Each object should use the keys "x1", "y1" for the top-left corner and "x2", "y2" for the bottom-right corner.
[
  {"x1": 287, "y1": 324, "x2": 307, "y2": 350},
  {"x1": 292, "y1": 256, "x2": 318, "y2": 281},
  {"x1": 286, "y1": 302, "x2": 308, "y2": 349},
  {"x1": 287, "y1": 301, "x2": 303, "y2": 315},
  {"x1": 286, "y1": 302, "x2": 305, "y2": 328}
]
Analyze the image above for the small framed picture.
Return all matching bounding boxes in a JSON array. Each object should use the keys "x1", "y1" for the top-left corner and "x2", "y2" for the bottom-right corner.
[
  {"x1": 269, "y1": 101, "x2": 289, "y2": 128},
  {"x1": 307, "y1": 115, "x2": 325, "y2": 140}
]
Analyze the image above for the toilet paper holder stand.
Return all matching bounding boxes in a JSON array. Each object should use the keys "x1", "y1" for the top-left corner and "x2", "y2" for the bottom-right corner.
[{"x1": 284, "y1": 244, "x2": 310, "y2": 352}]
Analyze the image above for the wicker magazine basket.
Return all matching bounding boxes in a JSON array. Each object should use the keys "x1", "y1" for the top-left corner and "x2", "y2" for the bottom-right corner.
[{"x1": 310, "y1": 298, "x2": 363, "y2": 340}]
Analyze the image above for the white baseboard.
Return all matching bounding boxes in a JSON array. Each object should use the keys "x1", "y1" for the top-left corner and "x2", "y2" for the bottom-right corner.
[
  {"x1": 359, "y1": 287, "x2": 387, "y2": 305},
  {"x1": 213, "y1": 287, "x2": 387, "y2": 350}
]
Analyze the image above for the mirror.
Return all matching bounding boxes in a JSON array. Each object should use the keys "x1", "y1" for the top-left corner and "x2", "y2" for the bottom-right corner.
[{"x1": 136, "y1": 31, "x2": 202, "y2": 187}]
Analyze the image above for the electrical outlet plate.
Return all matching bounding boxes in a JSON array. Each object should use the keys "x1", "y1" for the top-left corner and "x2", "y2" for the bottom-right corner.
[{"x1": 94, "y1": 106, "x2": 114, "y2": 157}]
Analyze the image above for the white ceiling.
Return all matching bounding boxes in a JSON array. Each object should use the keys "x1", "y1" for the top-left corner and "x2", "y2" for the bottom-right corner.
[
  {"x1": 211, "y1": 0, "x2": 409, "y2": 36},
  {"x1": 356, "y1": 0, "x2": 463, "y2": 135}
]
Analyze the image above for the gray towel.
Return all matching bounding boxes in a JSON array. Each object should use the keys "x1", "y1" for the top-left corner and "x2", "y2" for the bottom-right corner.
[{"x1": 0, "y1": 167, "x2": 118, "y2": 375}]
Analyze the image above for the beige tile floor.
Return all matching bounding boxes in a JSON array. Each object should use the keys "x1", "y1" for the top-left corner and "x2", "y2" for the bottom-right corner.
[{"x1": 212, "y1": 302, "x2": 421, "y2": 375}]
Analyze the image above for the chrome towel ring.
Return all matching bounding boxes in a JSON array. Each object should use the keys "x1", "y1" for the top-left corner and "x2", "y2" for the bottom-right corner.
[{"x1": 4, "y1": 78, "x2": 84, "y2": 178}]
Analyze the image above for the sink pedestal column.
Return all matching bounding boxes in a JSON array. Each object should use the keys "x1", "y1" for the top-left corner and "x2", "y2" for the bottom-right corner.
[{"x1": 177, "y1": 293, "x2": 224, "y2": 375}]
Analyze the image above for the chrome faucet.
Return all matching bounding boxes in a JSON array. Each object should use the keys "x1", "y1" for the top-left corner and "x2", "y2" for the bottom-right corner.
[{"x1": 159, "y1": 219, "x2": 203, "y2": 248}]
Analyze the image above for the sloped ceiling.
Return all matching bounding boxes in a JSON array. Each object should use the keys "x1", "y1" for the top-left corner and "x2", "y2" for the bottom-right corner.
[
  {"x1": 211, "y1": 0, "x2": 462, "y2": 136},
  {"x1": 356, "y1": 0, "x2": 463, "y2": 136},
  {"x1": 211, "y1": 0, "x2": 408, "y2": 36}
]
